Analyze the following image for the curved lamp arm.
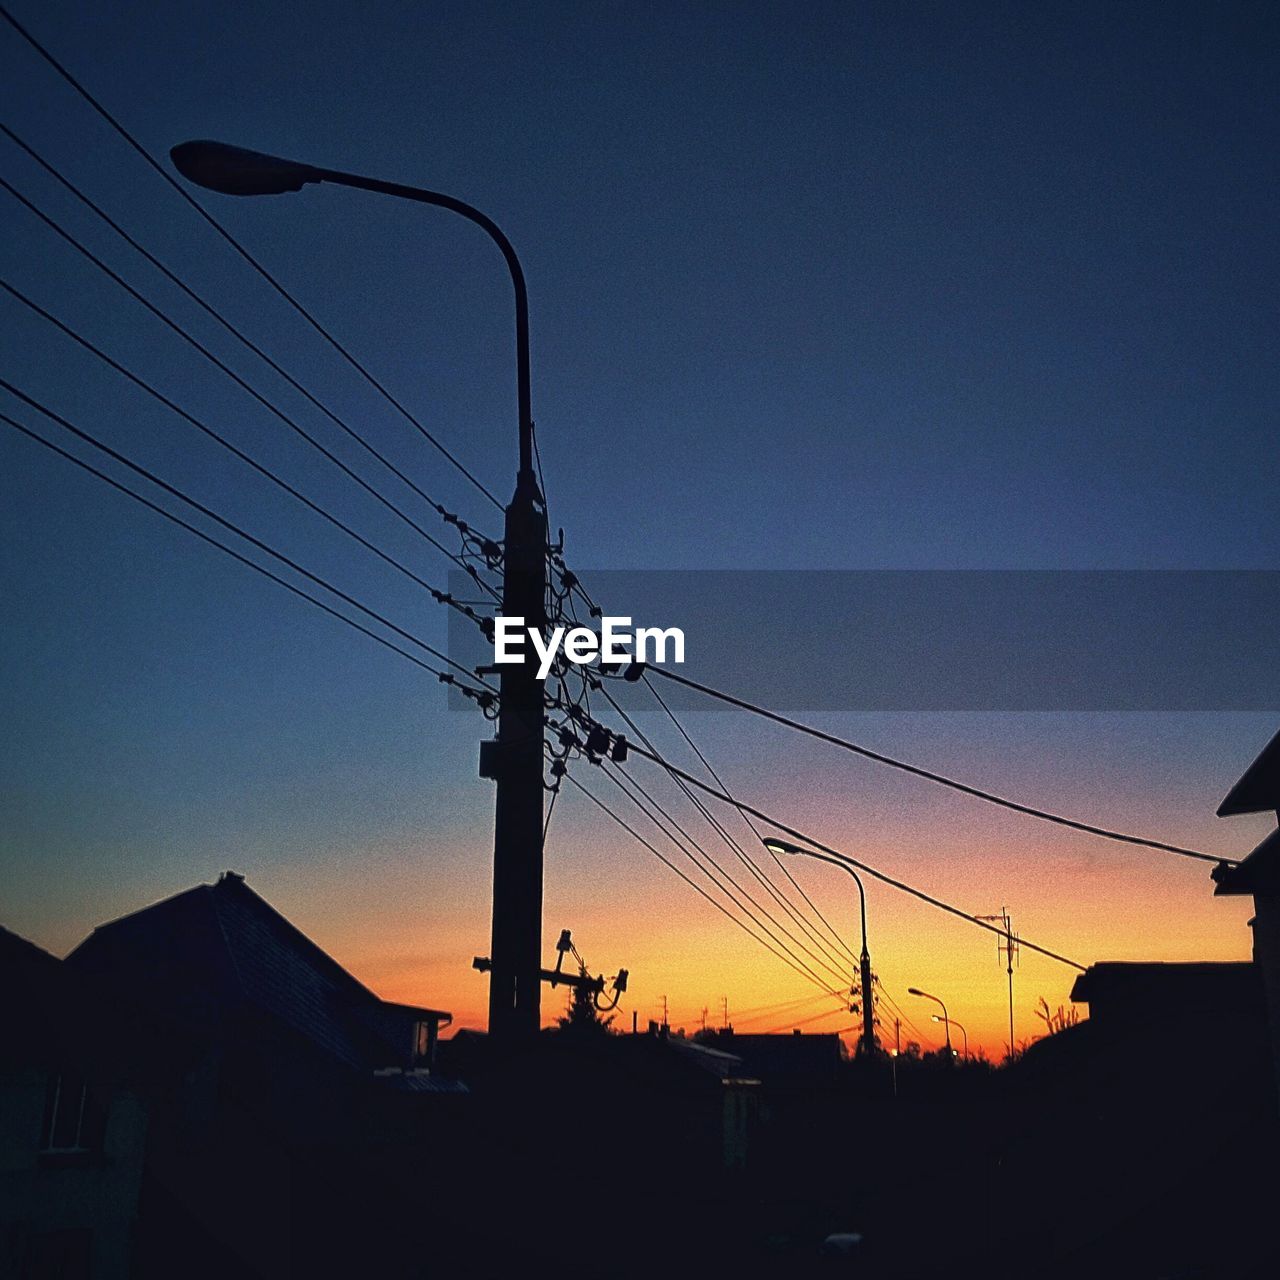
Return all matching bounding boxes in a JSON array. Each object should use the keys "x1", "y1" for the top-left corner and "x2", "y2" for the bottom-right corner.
[{"x1": 170, "y1": 140, "x2": 535, "y2": 488}]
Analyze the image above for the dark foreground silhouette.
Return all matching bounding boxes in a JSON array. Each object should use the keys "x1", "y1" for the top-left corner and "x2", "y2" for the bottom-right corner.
[{"x1": 3, "y1": 872, "x2": 1276, "y2": 1279}]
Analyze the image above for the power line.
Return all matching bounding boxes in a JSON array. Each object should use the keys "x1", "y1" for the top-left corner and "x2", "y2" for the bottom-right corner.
[
  {"x1": 596, "y1": 756, "x2": 851, "y2": 992},
  {"x1": 0, "y1": 384, "x2": 494, "y2": 695},
  {"x1": 0, "y1": 409, "x2": 491, "y2": 699},
  {"x1": 547, "y1": 569, "x2": 859, "y2": 975},
  {"x1": 874, "y1": 979, "x2": 935, "y2": 1048},
  {"x1": 758, "y1": 1005, "x2": 852, "y2": 1035},
  {"x1": 0, "y1": 123, "x2": 499, "y2": 574},
  {"x1": 594, "y1": 682, "x2": 857, "y2": 981},
  {"x1": 645, "y1": 666, "x2": 1232, "y2": 866},
  {"x1": 730, "y1": 992, "x2": 842, "y2": 1024},
  {"x1": 562, "y1": 768, "x2": 846, "y2": 1001},
  {"x1": 570, "y1": 716, "x2": 1088, "y2": 971},
  {"x1": 0, "y1": 171, "x2": 498, "y2": 599},
  {"x1": 0, "y1": 283, "x2": 489, "y2": 618},
  {"x1": 0, "y1": 1, "x2": 503, "y2": 511},
  {"x1": 640, "y1": 671, "x2": 859, "y2": 966}
]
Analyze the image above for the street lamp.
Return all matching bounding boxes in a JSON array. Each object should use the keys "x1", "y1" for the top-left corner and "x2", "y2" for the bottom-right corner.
[
  {"x1": 171, "y1": 139, "x2": 546, "y2": 1043},
  {"x1": 931, "y1": 1013, "x2": 967, "y2": 1060},
  {"x1": 763, "y1": 837, "x2": 876, "y2": 1057},
  {"x1": 907, "y1": 987, "x2": 952, "y2": 1057}
]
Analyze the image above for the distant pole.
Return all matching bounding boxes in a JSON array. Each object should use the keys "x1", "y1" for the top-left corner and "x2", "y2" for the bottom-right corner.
[
  {"x1": 933, "y1": 1014, "x2": 968, "y2": 1060},
  {"x1": 908, "y1": 987, "x2": 952, "y2": 1058},
  {"x1": 700, "y1": 1006, "x2": 708, "y2": 1033},
  {"x1": 980, "y1": 908, "x2": 1019, "y2": 1061},
  {"x1": 762, "y1": 840, "x2": 877, "y2": 1055},
  {"x1": 1004, "y1": 911, "x2": 1017, "y2": 1060},
  {"x1": 892, "y1": 1017, "x2": 901, "y2": 1097},
  {"x1": 661, "y1": 994, "x2": 669, "y2": 1029},
  {"x1": 721, "y1": 995, "x2": 729, "y2": 1029},
  {"x1": 632, "y1": 1010, "x2": 638, "y2": 1035}
]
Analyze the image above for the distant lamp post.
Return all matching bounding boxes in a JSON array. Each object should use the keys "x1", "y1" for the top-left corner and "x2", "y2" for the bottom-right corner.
[
  {"x1": 907, "y1": 986, "x2": 953, "y2": 1058},
  {"x1": 931, "y1": 1013, "x2": 967, "y2": 1060},
  {"x1": 763, "y1": 837, "x2": 876, "y2": 1057}
]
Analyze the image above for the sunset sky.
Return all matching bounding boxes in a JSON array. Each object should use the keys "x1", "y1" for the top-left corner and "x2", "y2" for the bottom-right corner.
[{"x1": 2, "y1": 1, "x2": 1277, "y2": 1058}]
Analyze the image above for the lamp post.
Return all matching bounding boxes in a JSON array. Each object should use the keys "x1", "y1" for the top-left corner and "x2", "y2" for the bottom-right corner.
[
  {"x1": 763, "y1": 837, "x2": 877, "y2": 1056},
  {"x1": 907, "y1": 987, "x2": 952, "y2": 1057},
  {"x1": 171, "y1": 140, "x2": 547, "y2": 1043},
  {"x1": 931, "y1": 1013, "x2": 967, "y2": 1060}
]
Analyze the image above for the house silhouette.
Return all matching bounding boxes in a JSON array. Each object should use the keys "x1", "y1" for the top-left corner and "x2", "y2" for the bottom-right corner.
[{"x1": 2, "y1": 874, "x2": 467, "y2": 1279}]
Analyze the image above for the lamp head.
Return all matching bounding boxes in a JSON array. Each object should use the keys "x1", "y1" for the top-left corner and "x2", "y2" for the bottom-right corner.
[
  {"x1": 907, "y1": 987, "x2": 924, "y2": 997},
  {"x1": 170, "y1": 140, "x2": 321, "y2": 196},
  {"x1": 763, "y1": 837, "x2": 803, "y2": 856}
]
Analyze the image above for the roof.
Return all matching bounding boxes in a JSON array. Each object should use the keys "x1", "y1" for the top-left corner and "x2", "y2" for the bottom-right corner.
[
  {"x1": 1213, "y1": 825, "x2": 1280, "y2": 897},
  {"x1": 67, "y1": 872, "x2": 450, "y2": 1073},
  {"x1": 1217, "y1": 727, "x2": 1280, "y2": 816},
  {"x1": 373, "y1": 1069, "x2": 469, "y2": 1094},
  {"x1": 439, "y1": 1028, "x2": 754, "y2": 1095},
  {"x1": 0, "y1": 924, "x2": 186, "y2": 1080},
  {"x1": 693, "y1": 1031, "x2": 844, "y2": 1083},
  {"x1": 1070, "y1": 961, "x2": 1259, "y2": 1006}
]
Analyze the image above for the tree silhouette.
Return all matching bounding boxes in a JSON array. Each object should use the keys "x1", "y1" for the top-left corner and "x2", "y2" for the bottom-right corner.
[
  {"x1": 1034, "y1": 996, "x2": 1080, "y2": 1038},
  {"x1": 556, "y1": 964, "x2": 615, "y2": 1035}
]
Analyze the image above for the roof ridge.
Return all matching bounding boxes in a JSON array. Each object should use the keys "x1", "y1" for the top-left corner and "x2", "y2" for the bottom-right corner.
[
  {"x1": 209, "y1": 872, "x2": 382, "y2": 1005},
  {"x1": 73, "y1": 881, "x2": 212, "y2": 946}
]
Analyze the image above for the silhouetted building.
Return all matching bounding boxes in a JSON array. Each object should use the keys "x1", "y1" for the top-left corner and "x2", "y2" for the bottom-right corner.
[
  {"x1": 693, "y1": 1030, "x2": 844, "y2": 1088},
  {"x1": 1213, "y1": 726, "x2": 1280, "y2": 1101},
  {"x1": 2, "y1": 874, "x2": 466, "y2": 1278},
  {"x1": 1069, "y1": 960, "x2": 1263, "y2": 1033},
  {"x1": 0, "y1": 926, "x2": 180, "y2": 1280},
  {"x1": 68, "y1": 870, "x2": 453, "y2": 1077}
]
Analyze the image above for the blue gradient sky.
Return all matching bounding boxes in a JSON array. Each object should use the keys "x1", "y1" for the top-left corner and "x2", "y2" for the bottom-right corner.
[{"x1": 2, "y1": 1, "x2": 1277, "y2": 1051}]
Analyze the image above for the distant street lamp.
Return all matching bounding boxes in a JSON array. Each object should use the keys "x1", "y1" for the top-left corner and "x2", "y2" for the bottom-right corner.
[
  {"x1": 907, "y1": 986, "x2": 953, "y2": 1057},
  {"x1": 763, "y1": 837, "x2": 876, "y2": 1056},
  {"x1": 170, "y1": 139, "x2": 546, "y2": 1043},
  {"x1": 931, "y1": 1013, "x2": 967, "y2": 1060}
]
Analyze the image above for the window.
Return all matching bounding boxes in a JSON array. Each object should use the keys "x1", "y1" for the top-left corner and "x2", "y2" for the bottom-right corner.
[
  {"x1": 413, "y1": 1020, "x2": 435, "y2": 1066},
  {"x1": 39, "y1": 1073, "x2": 107, "y2": 1154}
]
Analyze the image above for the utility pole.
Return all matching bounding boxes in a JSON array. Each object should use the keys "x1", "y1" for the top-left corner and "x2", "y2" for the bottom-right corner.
[
  {"x1": 661, "y1": 994, "x2": 669, "y2": 1030},
  {"x1": 980, "y1": 908, "x2": 1019, "y2": 1062},
  {"x1": 721, "y1": 995, "x2": 729, "y2": 1029},
  {"x1": 485, "y1": 444, "x2": 546, "y2": 1042},
  {"x1": 857, "y1": 950, "x2": 875, "y2": 1058},
  {"x1": 700, "y1": 1007, "x2": 708, "y2": 1033},
  {"x1": 164, "y1": 140, "x2": 548, "y2": 1045}
]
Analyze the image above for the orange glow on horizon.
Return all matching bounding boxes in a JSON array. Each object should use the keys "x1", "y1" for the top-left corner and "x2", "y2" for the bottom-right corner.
[{"x1": 266, "y1": 791, "x2": 1262, "y2": 1063}]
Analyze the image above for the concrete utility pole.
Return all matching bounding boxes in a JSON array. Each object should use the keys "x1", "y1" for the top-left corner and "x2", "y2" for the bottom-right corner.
[
  {"x1": 487, "y1": 425, "x2": 546, "y2": 1041},
  {"x1": 168, "y1": 140, "x2": 547, "y2": 1043}
]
